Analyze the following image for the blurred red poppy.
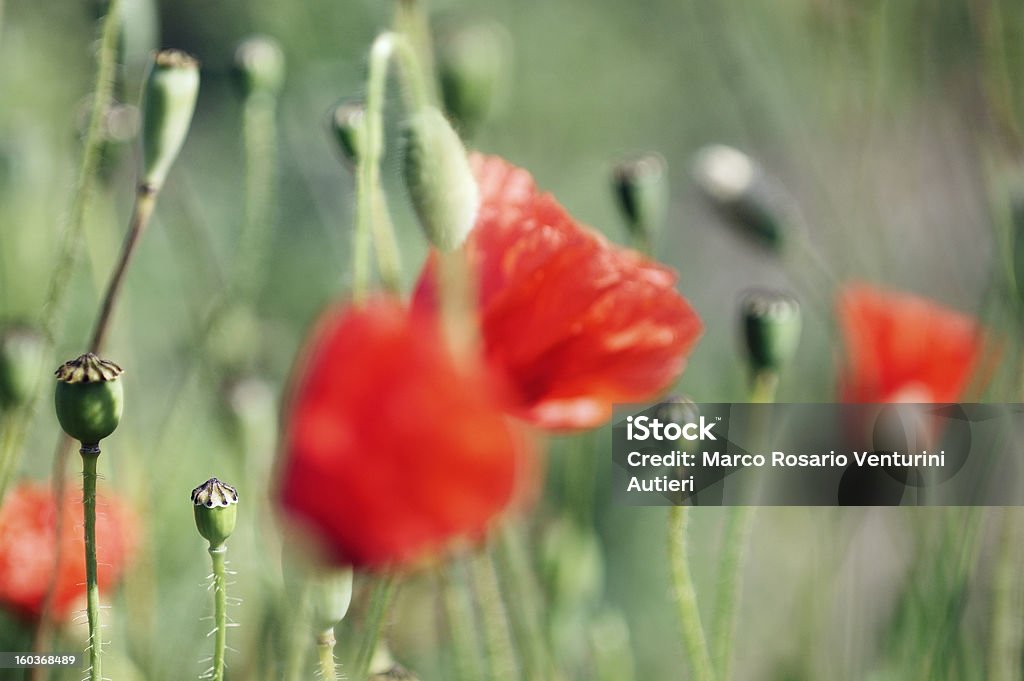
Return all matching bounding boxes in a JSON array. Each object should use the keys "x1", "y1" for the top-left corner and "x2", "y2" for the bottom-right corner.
[
  {"x1": 0, "y1": 482, "x2": 136, "y2": 622},
  {"x1": 279, "y1": 297, "x2": 533, "y2": 569},
  {"x1": 413, "y1": 154, "x2": 703, "y2": 430},
  {"x1": 837, "y1": 283, "x2": 986, "y2": 403}
]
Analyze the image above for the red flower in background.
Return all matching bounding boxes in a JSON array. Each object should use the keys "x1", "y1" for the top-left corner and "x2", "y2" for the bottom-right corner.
[
  {"x1": 414, "y1": 154, "x2": 703, "y2": 430},
  {"x1": 837, "y1": 283, "x2": 986, "y2": 403},
  {"x1": 279, "y1": 298, "x2": 533, "y2": 569},
  {"x1": 0, "y1": 483, "x2": 136, "y2": 622}
]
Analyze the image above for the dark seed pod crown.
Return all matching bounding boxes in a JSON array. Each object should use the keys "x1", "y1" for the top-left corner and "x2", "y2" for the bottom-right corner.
[
  {"x1": 55, "y1": 353, "x2": 123, "y2": 384},
  {"x1": 191, "y1": 478, "x2": 239, "y2": 508}
]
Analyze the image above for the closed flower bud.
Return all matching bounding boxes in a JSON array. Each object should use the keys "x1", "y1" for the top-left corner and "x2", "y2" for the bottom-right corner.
[
  {"x1": 613, "y1": 152, "x2": 668, "y2": 246},
  {"x1": 141, "y1": 49, "x2": 200, "y2": 190},
  {"x1": 327, "y1": 99, "x2": 365, "y2": 167},
  {"x1": 437, "y1": 21, "x2": 511, "y2": 138},
  {"x1": 402, "y1": 106, "x2": 480, "y2": 251},
  {"x1": 191, "y1": 478, "x2": 238, "y2": 549},
  {"x1": 309, "y1": 566, "x2": 354, "y2": 631},
  {"x1": 740, "y1": 290, "x2": 801, "y2": 374},
  {"x1": 692, "y1": 144, "x2": 788, "y2": 250},
  {"x1": 54, "y1": 354, "x2": 124, "y2": 448},
  {"x1": 231, "y1": 35, "x2": 285, "y2": 99},
  {"x1": 0, "y1": 326, "x2": 45, "y2": 410}
]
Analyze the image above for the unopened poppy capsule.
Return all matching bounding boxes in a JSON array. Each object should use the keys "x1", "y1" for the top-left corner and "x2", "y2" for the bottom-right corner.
[
  {"x1": 328, "y1": 99, "x2": 365, "y2": 167},
  {"x1": 402, "y1": 106, "x2": 480, "y2": 251},
  {"x1": 437, "y1": 21, "x2": 511, "y2": 138},
  {"x1": 613, "y1": 152, "x2": 668, "y2": 246},
  {"x1": 191, "y1": 478, "x2": 238, "y2": 549},
  {"x1": 310, "y1": 566, "x2": 354, "y2": 631},
  {"x1": 231, "y1": 35, "x2": 285, "y2": 99},
  {"x1": 0, "y1": 325, "x2": 45, "y2": 410},
  {"x1": 140, "y1": 49, "x2": 200, "y2": 190},
  {"x1": 54, "y1": 354, "x2": 124, "y2": 448},
  {"x1": 740, "y1": 290, "x2": 801, "y2": 374},
  {"x1": 692, "y1": 144, "x2": 787, "y2": 250}
]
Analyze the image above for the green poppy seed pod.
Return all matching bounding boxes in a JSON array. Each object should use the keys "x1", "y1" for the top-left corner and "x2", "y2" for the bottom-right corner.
[
  {"x1": 740, "y1": 290, "x2": 801, "y2": 374},
  {"x1": 692, "y1": 144, "x2": 787, "y2": 250},
  {"x1": 402, "y1": 106, "x2": 480, "y2": 251},
  {"x1": 369, "y1": 665, "x2": 419, "y2": 681},
  {"x1": 231, "y1": 35, "x2": 285, "y2": 99},
  {"x1": 310, "y1": 566, "x2": 354, "y2": 631},
  {"x1": 327, "y1": 99, "x2": 365, "y2": 167},
  {"x1": 54, "y1": 354, "x2": 124, "y2": 448},
  {"x1": 655, "y1": 394, "x2": 698, "y2": 427},
  {"x1": 191, "y1": 478, "x2": 238, "y2": 549},
  {"x1": 613, "y1": 152, "x2": 668, "y2": 244},
  {"x1": 140, "y1": 49, "x2": 200, "y2": 190},
  {"x1": 437, "y1": 21, "x2": 511, "y2": 138},
  {"x1": 0, "y1": 326, "x2": 45, "y2": 410}
]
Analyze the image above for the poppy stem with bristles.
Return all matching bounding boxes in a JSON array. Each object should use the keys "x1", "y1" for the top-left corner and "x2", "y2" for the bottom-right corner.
[
  {"x1": 353, "y1": 31, "x2": 431, "y2": 301},
  {"x1": 668, "y1": 505, "x2": 716, "y2": 681},
  {"x1": 316, "y1": 628, "x2": 338, "y2": 681},
  {"x1": 81, "y1": 450, "x2": 102, "y2": 681},
  {"x1": 210, "y1": 546, "x2": 228, "y2": 681}
]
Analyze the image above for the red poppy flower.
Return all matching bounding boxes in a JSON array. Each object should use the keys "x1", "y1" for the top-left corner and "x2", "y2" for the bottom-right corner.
[
  {"x1": 278, "y1": 297, "x2": 533, "y2": 569},
  {"x1": 0, "y1": 482, "x2": 136, "y2": 622},
  {"x1": 413, "y1": 154, "x2": 703, "y2": 430},
  {"x1": 837, "y1": 283, "x2": 986, "y2": 403}
]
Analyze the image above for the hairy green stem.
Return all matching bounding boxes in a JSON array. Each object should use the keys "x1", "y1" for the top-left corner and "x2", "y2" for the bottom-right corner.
[
  {"x1": 668, "y1": 505, "x2": 715, "y2": 681},
  {"x1": 82, "y1": 451, "x2": 102, "y2": 681},
  {"x1": 494, "y1": 524, "x2": 551, "y2": 681},
  {"x1": 440, "y1": 565, "x2": 485, "y2": 681},
  {"x1": 235, "y1": 94, "x2": 279, "y2": 303},
  {"x1": 469, "y1": 552, "x2": 519, "y2": 681},
  {"x1": 987, "y1": 509, "x2": 1022, "y2": 681},
  {"x1": 210, "y1": 546, "x2": 228, "y2": 681},
  {"x1": 317, "y1": 628, "x2": 338, "y2": 681},
  {"x1": 353, "y1": 32, "x2": 430, "y2": 301},
  {"x1": 352, "y1": 575, "x2": 397, "y2": 680}
]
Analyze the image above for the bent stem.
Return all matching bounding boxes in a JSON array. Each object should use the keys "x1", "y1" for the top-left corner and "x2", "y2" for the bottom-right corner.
[
  {"x1": 82, "y1": 450, "x2": 102, "y2": 681},
  {"x1": 317, "y1": 628, "x2": 338, "y2": 681},
  {"x1": 352, "y1": 31, "x2": 431, "y2": 301},
  {"x1": 668, "y1": 505, "x2": 715, "y2": 681},
  {"x1": 469, "y1": 551, "x2": 520, "y2": 681},
  {"x1": 210, "y1": 545, "x2": 228, "y2": 681}
]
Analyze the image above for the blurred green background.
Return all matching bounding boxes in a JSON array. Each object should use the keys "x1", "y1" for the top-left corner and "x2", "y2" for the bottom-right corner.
[{"x1": 1, "y1": 0, "x2": 1023, "y2": 680}]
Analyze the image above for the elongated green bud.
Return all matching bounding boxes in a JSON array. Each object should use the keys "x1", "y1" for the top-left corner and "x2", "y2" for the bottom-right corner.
[
  {"x1": 310, "y1": 566, "x2": 354, "y2": 631},
  {"x1": 613, "y1": 153, "x2": 668, "y2": 246},
  {"x1": 0, "y1": 325, "x2": 45, "y2": 410},
  {"x1": 54, "y1": 354, "x2": 124, "y2": 448},
  {"x1": 402, "y1": 106, "x2": 479, "y2": 250},
  {"x1": 437, "y1": 21, "x2": 511, "y2": 138},
  {"x1": 328, "y1": 99, "x2": 365, "y2": 167},
  {"x1": 692, "y1": 144, "x2": 788, "y2": 250},
  {"x1": 192, "y1": 478, "x2": 238, "y2": 549},
  {"x1": 740, "y1": 290, "x2": 801, "y2": 374},
  {"x1": 232, "y1": 35, "x2": 285, "y2": 99},
  {"x1": 141, "y1": 49, "x2": 200, "y2": 190}
]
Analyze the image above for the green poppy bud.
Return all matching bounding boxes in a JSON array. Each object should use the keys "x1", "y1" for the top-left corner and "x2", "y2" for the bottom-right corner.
[
  {"x1": 310, "y1": 566, "x2": 354, "y2": 631},
  {"x1": 402, "y1": 106, "x2": 479, "y2": 251},
  {"x1": 0, "y1": 325, "x2": 45, "y2": 410},
  {"x1": 692, "y1": 144, "x2": 788, "y2": 250},
  {"x1": 231, "y1": 35, "x2": 285, "y2": 99},
  {"x1": 437, "y1": 21, "x2": 511, "y2": 138},
  {"x1": 327, "y1": 99, "x2": 365, "y2": 167},
  {"x1": 140, "y1": 49, "x2": 200, "y2": 191},
  {"x1": 613, "y1": 152, "x2": 668, "y2": 246},
  {"x1": 191, "y1": 478, "x2": 238, "y2": 549},
  {"x1": 54, "y1": 353, "x2": 124, "y2": 448},
  {"x1": 740, "y1": 290, "x2": 801, "y2": 374}
]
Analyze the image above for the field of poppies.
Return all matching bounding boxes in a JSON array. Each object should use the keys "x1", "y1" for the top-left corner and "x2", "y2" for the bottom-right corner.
[{"x1": 1, "y1": 0, "x2": 1024, "y2": 680}]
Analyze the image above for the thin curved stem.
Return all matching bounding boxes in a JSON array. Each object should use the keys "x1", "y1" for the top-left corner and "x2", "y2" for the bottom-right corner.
[
  {"x1": 351, "y1": 575, "x2": 397, "y2": 680},
  {"x1": 234, "y1": 93, "x2": 279, "y2": 304},
  {"x1": 469, "y1": 552, "x2": 520, "y2": 681},
  {"x1": 352, "y1": 32, "x2": 431, "y2": 301},
  {"x1": 210, "y1": 546, "x2": 228, "y2": 681},
  {"x1": 82, "y1": 452, "x2": 102, "y2": 681},
  {"x1": 668, "y1": 506, "x2": 715, "y2": 681}
]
